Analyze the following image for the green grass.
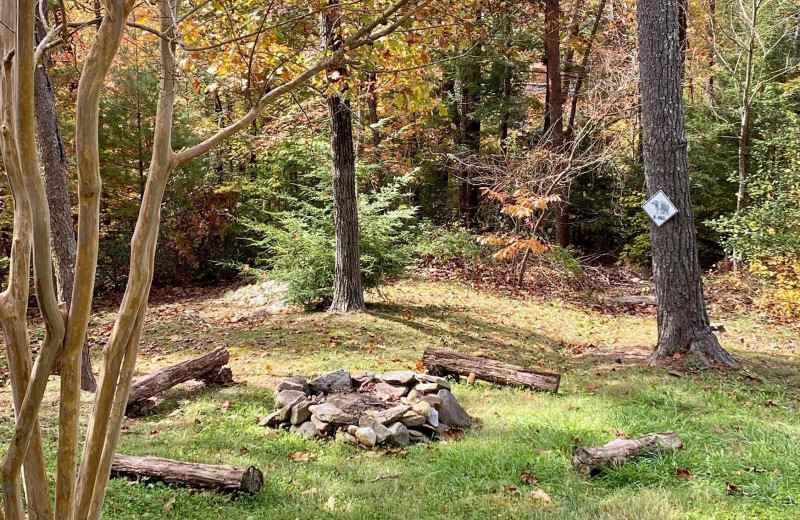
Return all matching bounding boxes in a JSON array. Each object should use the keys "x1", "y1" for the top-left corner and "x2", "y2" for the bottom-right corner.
[{"x1": 2, "y1": 278, "x2": 800, "y2": 519}]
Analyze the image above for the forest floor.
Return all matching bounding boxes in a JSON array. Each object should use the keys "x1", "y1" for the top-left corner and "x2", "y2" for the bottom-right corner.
[{"x1": 1, "y1": 271, "x2": 800, "y2": 519}]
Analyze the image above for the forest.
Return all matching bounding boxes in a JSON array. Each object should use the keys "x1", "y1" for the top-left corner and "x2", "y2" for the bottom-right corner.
[{"x1": 0, "y1": 0, "x2": 799, "y2": 518}]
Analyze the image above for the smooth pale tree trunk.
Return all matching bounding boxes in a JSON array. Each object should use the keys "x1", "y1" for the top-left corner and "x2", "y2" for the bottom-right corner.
[
  {"x1": 636, "y1": 0, "x2": 737, "y2": 367},
  {"x1": 546, "y1": 0, "x2": 569, "y2": 247},
  {"x1": 323, "y1": 0, "x2": 365, "y2": 313},
  {"x1": 34, "y1": 19, "x2": 97, "y2": 392}
]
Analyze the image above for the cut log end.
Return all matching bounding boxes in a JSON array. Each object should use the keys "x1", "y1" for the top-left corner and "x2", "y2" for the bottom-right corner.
[
  {"x1": 240, "y1": 466, "x2": 265, "y2": 494},
  {"x1": 571, "y1": 431, "x2": 683, "y2": 474}
]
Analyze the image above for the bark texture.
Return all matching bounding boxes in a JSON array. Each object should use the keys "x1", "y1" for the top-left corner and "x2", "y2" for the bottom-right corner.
[
  {"x1": 423, "y1": 348, "x2": 561, "y2": 392},
  {"x1": 34, "y1": 19, "x2": 97, "y2": 392},
  {"x1": 571, "y1": 432, "x2": 683, "y2": 474},
  {"x1": 125, "y1": 347, "x2": 232, "y2": 415},
  {"x1": 637, "y1": 0, "x2": 737, "y2": 367},
  {"x1": 324, "y1": 1, "x2": 365, "y2": 313},
  {"x1": 546, "y1": 0, "x2": 570, "y2": 247},
  {"x1": 111, "y1": 454, "x2": 263, "y2": 493},
  {"x1": 457, "y1": 12, "x2": 482, "y2": 226}
]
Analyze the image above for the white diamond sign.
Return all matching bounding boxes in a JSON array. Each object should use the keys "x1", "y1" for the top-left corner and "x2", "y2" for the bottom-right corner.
[{"x1": 642, "y1": 190, "x2": 678, "y2": 227}]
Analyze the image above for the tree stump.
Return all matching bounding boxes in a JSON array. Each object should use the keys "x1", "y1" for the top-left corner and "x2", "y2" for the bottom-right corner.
[
  {"x1": 111, "y1": 454, "x2": 263, "y2": 493},
  {"x1": 422, "y1": 348, "x2": 561, "y2": 393},
  {"x1": 571, "y1": 431, "x2": 684, "y2": 474}
]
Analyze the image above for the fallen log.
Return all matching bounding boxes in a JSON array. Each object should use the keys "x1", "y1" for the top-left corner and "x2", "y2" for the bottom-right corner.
[
  {"x1": 571, "y1": 431, "x2": 684, "y2": 474},
  {"x1": 603, "y1": 295, "x2": 656, "y2": 306},
  {"x1": 126, "y1": 347, "x2": 232, "y2": 415},
  {"x1": 422, "y1": 348, "x2": 561, "y2": 393},
  {"x1": 111, "y1": 454, "x2": 263, "y2": 493}
]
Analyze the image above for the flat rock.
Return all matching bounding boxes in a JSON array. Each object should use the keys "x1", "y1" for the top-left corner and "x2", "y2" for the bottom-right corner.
[
  {"x1": 309, "y1": 369, "x2": 352, "y2": 394},
  {"x1": 437, "y1": 389, "x2": 471, "y2": 428},
  {"x1": 335, "y1": 430, "x2": 359, "y2": 445},
  {"x1": 356, "y1": 427, "x2": 377, "y2": 448},
  {"x1": 276, "y1": 376, "x2": 309, "y2": 394},
  {"x1": 359, "y1": 416, "x2": 392, "y2": 444},
  {"x1": 399, "y1": 412, "x2": 426, "y2": 428},
  {"x1": 414, "y1": 382, "x2": 440, "y2": 394},
  {"x1": 378, "y1": 370, "x2": 416, "y2": 386},
  {"x1": 387, "y1": 422, "x2": 410, "y2": 446},
  {"x1": 309, "y1": 403, "x2": 357, "y2": 425},
  {"x1": 415, "y1": 374, "x2": 451, "y2": 389},
  {"x1": 375, "y1": 382, "x2": 408, "y2": 399},
  {"x1": 374, "y1": 404, "x2": 410, "y2": 424},
  {"x1": 275, "y1": 389, "x2": 306, "y2": 408},
  {"x1": 258, "y1": 410, "x2": 282, "y2": 428},
  {"x1": 311, "y1": 415, "x2": 334, "y2": 433},
  {"x1": 412, "y1": 401, "x2": 432, "y2": 419},
  {"x1": 290, "y1": 421, "x2": 318, "y2": 438},
  {"x1": 290, "y1": 400, "x2": 312, "y2": 425},
  {"x1": 408, "y1": 429, "x2": 428, "y2": 443}
]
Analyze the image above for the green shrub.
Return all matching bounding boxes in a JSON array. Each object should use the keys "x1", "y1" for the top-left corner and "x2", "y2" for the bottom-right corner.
[{"x1": 411, "y1": 222, "x2": 487, "y2": 264}]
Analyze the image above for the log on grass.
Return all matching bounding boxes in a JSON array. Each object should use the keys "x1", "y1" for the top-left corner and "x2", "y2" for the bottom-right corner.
[
  {"x1": 571, "y1": 431, "x2": 684, "y2": 474},
  {"x1": 603, "y1": 295, "x2": 656, "y2": 306},
  {"x1": 422, "y1": 348, "x2": 561, "y2": 393},
  {"x1": 126, "y1": 347, "x2": 232, "y2": 415},
  {"x1": 112, "y1": 454, "x2": 263, "y2": 493}
]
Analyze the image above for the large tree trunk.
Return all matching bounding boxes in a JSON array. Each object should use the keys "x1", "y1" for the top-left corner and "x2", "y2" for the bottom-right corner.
[
  {"x1": 324, "y1": 1, "x2": 365, "y2": 313},
  {"x1": 423, "y1": 348, "x2": 561, "y2": 392},
  {"x1": 637, "y1": 0, "x2": 737, "y2": 367},
  {"x1": 111, "y1": 454, "x2": 263, "y2": 493},
  {"x1": 546, "y1": 0, "x2": 569, "y2": 247},
  {"x1": 34, "y1": 16, "x2": 97, "y2": 393}
]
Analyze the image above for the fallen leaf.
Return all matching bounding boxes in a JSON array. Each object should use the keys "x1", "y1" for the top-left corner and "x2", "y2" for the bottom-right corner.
[
  {"x1": 520, "y1": 471, "x2": 538, "y2": 485},
  {"x1": 240, "y1": 446, "x2": 250, "y2": 455},
  {"x1": 220, "y1": 400, "x2": 234, "y2": 413},
  {"x1": 531, "y1": 488, "x2": 552, "y2": 503},
  {"x1": 586, "y1": 382, "x2": 598, "y2": 393},
  {"x1": 301, "y1": 488, "x2": 318, "y2": 495},
  {"x1": 287, "y1": 451, "x2": 316, "y2": 462},
  {"x1": 324, "y1": 495, "x2": 336, "y2": 512},
  {"x1": 443, "y1": 428, "x2": 465, "y2": 441},
  {"x1": 372, "y1": 473, "x2": 402, "y2": 482},
  {"x1": 162, "y1": 494, "x2": 176, "y2": 515},
  {"x1": 676, "y1": 467, "x2": 696, "y2": 481},
  {"x1": 726, "y1": 482, "x2": 744, "y2": 495},
  {"x1": 415, "y1": 360, "x2": 425, "y2": 371},
  {"x1": 502, "y1": 485, "x2": 520, "y2": 496},
  {"x1": 774, "y1": 469, "x2": 783, "y2": 477}
]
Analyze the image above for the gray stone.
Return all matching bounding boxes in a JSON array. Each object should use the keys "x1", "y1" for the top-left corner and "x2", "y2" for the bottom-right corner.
[
  {"x1": 427, "y1": 408, "x2": 440, "y2": 428},
  {"x1": 275, "y1": 389, "x2": 306, "y2": 408},
  {"x1": 414, "y1": 382, "x2": 440, "y2": 394},
  {"x1": 378, "y1": 370, "x2": 416, "y2": 386},
  {"x1": 276, "y1": 376, "x2": 309, "y2": 394},
  {"x1": 420, "y1": 395, "x2": 442, "y2": 411},
  {"x1": 335, "y1": 430, "x2": 359, "y2": 445},
  {"x1": 278, "y1": 403, "x2": 293, "y2": 423},
  {"x1": 311, "y1": 415, "x2": 334, "y2": 433},
  {"x1": 355, "y1": 427, "x2": 377, "y2": 448},
  {"x1": 399, "y1": 412, "x2": 426, "y2": 428},
  {"x1": 415, "y1": 374, "x2": 451, "y2": 389},
  {"x1": 375, "y1": 382, "x2": 408, "y2": 399},
  {"x1": 290, "y1": 400, "x2": 312, "y2": 425},
  {"x1": 359, "y1": 416, "x2": 392, "y2": 444},
  {"x1": 258, "y1": 410, "x2": 282, "y2": 427},
  {"x1": 437, "y1": 389, "x2": 471, "y2": 428},
  {"x1": 374, "y1": 404, "x2": 410, "y2": 424},
  {"x1": 290, "y1": 421, "x2": 318, "y2": 438},
  {"x1": 408, "y1": 429, "x2": 428, "y2": 443},
  {"x1": 309, "y1": 369, "x2": 352, "y2": 394},
  {"x1": 309, "y1": 403, "x2": 357, "y2": 425},
  {"x1": 387, "y1": 422, "x2": 410, "y2": 446}
]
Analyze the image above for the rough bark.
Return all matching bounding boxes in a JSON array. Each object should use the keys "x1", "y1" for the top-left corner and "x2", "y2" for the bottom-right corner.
[
  {"x1": 572, "y1": 432, "x2": 683, "y2": 474},
  {"x1": 324, "y1": 1, "x2": 365, "y2": 313},
  {"x1": 423, "y1": 348, "x2": 561, "y2": 392},
  {"x1": 111, "y1": 455, "x2": 263, "y2": 493},
  {"x1": 546, "y1": 0, "x2": 569, "y2": 247},
  {"x1": 34, "y1": 15, "x2": 97, "y2": 393},
  {"x1": 636, "y1": 0, "x2": 737, "y2": 367},
  {"x1": 126, "y1": 347, "x2": 232, "y2": 415}
]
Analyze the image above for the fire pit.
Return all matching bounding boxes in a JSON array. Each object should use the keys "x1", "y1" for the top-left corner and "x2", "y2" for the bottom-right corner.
[{"x1": 260, "y1": 369, "x2": 472, "y2": 447}]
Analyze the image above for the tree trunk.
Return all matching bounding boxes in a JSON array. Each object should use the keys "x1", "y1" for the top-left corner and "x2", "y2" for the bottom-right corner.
[
  {"x1": 458, "y1": 9, "x2": 481, "y2": 227},
  {"x1": 324, "y1": 1, "x2": 365, "y2": 313},
  {"x1": 126, "y1": 347, "x2": 232, "y2": 415},
  {"x1": 636, "y1": 0, "x2": 737, "y2": 367},
  {"x1": 572, "y1": 432, "x2": 683, "y2": 474},
  {"x1": 546, "y1": 0, "x2": 570, "y2": 247},
  {"x1": 566, "y1": 0, "x2": 607, "y2": 141},
  {"x1": 34, "y1": 16, "x2": 97, "y2": 393},
  {"x1": 422, "y1": 348, "x2": 561, "y2": 392},
  {"x1": 111, "y1": 454, "x2": 263, "y2": 493}
]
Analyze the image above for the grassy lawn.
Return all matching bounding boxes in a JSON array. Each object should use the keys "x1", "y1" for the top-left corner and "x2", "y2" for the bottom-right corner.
[{"x1": 2, "y1": 277, "x2": 799, "y2": 519}]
